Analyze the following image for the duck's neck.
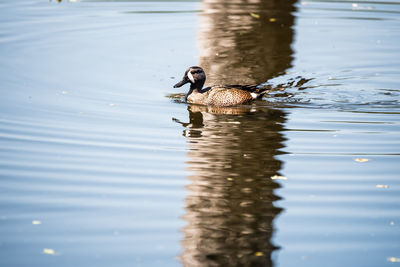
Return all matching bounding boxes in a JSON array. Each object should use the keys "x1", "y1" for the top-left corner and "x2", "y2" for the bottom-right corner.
[
  {"x1": 191, "y1": 79, "x2": 205, "y2": 92},
  {"x1": 185, "y1": 82, "x2": 204, "y2": 102},
  {"x1": 184, "y1": 88, "x2": 194, "y2": 102},
  {"x1": 191, "y1": 80, "x2": 204, "y2": 91}
]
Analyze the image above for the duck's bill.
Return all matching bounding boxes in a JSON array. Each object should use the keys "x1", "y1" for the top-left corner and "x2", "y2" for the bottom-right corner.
[{"x1": 173, "y1": 79, "x2": 189, "y2": 88}]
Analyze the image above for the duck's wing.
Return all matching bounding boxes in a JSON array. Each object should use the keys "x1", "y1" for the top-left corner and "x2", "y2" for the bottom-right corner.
[
  {"x1": 197, "y1": 86, "x2": 212, "y2": 93},
  {"x1": 224, "y1": 84, "x2": 273, "y2": 99},
  {"x1": 201, "y1": 84, "x2": 273, "y2": 98},
  {"x1": 224, "y1": 84, "x2": 259, "y2": 91}
]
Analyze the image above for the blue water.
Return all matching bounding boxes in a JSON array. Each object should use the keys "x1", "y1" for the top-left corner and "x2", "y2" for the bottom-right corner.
[{"x1": 0, "y1": 0, "x2": 399, "y2": 266}]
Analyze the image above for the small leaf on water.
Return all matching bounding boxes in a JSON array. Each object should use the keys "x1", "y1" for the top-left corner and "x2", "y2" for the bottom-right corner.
[
  {"x1": 354, "y1": 158, "x2": 369, "y2": 162},
  {"x1": 43, "y1": 248, "x2": 55, "y2": 255},
  {"x1": 376, "y1": 184, "x2": 389, "y2": 189},
  {"x1": 271, "y1": 175, "x2": 288, "y2": 180},
  {"x1": 250, "y1": 12, "x2": 260, "y2": 19},
  {"x1": 387, "y1": 257, "x2": 400, "y2": 263}
]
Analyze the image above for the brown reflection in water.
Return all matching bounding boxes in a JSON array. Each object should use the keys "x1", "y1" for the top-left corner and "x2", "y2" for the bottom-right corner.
[
  {"x1": 178, "y1": 0, "x2": 296, "y2": 266},
  {"x1": 177, "y1": 105, "x2": 286, "y2": 266},
  {"x1": 198, "y1": 0, "x2": 296, "y2": 85}
]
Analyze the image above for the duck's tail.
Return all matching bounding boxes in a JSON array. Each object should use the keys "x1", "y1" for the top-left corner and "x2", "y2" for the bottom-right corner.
[{"x1": 248, "y1": 85, "x2": 273, "y2": 99}]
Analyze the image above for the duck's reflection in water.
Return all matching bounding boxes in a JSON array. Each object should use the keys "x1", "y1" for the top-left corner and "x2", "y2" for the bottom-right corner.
[{"x1": 175, "y1": 105, "x2": 286, "y2": 266}]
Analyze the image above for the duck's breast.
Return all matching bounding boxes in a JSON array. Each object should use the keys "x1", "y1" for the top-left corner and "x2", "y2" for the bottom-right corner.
[{"x1": 186, "y1": 90, "x2": 209, "y2": 105}]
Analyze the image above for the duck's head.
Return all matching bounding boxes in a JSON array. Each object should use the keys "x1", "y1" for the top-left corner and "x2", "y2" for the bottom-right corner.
[{"x1": 173, "y1": 66, "x2": 206, "y2": 90}]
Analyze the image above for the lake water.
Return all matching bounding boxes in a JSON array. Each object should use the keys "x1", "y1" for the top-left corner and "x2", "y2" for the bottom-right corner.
[{"x1": 0, "y1": 0, "x2": 399, "y2": 266}]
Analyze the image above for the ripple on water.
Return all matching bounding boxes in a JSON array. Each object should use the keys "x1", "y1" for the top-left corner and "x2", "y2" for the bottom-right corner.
[{"x1": 0, "y1": 0, "x2": 399, "y2": 266}]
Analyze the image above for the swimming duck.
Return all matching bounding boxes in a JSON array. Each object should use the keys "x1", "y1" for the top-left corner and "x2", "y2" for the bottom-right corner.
[{"x1": 173, "y1": 66, "x2": 268, "y2": 107}]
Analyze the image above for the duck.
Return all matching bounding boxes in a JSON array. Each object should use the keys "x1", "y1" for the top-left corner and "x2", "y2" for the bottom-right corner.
[{"x1": 173, "y1": 66, "x2": 269, "y2": 107}]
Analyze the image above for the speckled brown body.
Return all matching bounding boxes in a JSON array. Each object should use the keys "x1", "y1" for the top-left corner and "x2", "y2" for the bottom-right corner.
[{"x1": 187, "y1": 86, "x2": 254, "y2": 107}]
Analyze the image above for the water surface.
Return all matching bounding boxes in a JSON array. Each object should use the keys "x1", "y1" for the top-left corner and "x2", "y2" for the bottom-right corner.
[{"x1": 0, "y1": 0, "x2": 399, "y2": 266}]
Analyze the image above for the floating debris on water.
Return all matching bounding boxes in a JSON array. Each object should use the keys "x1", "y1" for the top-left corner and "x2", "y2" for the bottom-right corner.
[
  {"x1": 376, "y1": 184, "x2": 389, "y2": 189},
  {"x1": 271, "y1": 175, "x2": 288, "y2": 180},
  {"x1": 226, "y1": 177, "x2": 233, "y2": 181},
  {"x1": 354, "y1": 158, "x2": 369, "y2": 162},
  {"x1": 255, "y1": 252, "x2": 264, "y2": 256},
  {"x1": 269, "y1": 18, "x2": 276, "y2": 22},
  {"x1": 32, "y1": 220, "x2": 41, "y2": 225},
  {"x1": 43, "y1": 248, "x2": 56, "y2": 255},
  {"x1": 250, "y1": 12, "x2": 260, "y2": 19},
  {"x1": 387, "y1": 257, "x2": 400, "y2": 263}
]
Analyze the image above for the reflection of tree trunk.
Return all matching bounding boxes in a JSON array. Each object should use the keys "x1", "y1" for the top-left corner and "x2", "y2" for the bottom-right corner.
[
  {"x1": 198, "y1": 0, "x2": 296, "y2": 85},
  {"x1": 179, "y1": 106, "x2": 286, "y2": 267},
  {"x1": 179, "y1": 1, "x2": 296, "y2": 266}
]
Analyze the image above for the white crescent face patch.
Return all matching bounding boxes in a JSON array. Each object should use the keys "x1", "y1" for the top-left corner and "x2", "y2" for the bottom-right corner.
[{"x1": 187, "y1": 70, "x2": 195, "y2": 83}]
